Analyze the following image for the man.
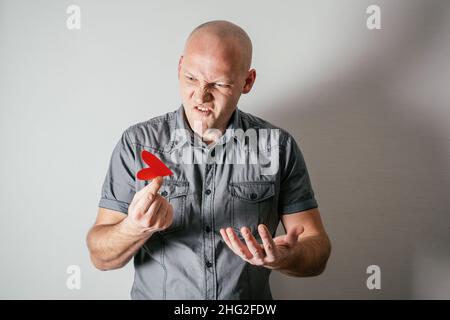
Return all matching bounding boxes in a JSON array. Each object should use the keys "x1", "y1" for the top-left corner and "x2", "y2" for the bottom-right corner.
[{"x1": 87, "y1": 20, "x2": 331, "y2": 300}]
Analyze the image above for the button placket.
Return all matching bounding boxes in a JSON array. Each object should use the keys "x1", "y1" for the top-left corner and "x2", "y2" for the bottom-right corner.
[{"x1": 203, "y1": 161, "x2": 216, "y2": 299}]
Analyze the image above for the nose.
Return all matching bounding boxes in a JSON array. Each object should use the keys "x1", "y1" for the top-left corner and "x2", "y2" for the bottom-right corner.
[{"x1": 193, "y1": 84, "x2": 213, "y2": 105}]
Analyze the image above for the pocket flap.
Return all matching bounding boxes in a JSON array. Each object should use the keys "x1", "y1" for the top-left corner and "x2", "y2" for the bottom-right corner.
[
  {"x1": 159, "y1": 180, "x2": 189, "y2": 198},
  {"x1": 229, "y1": 181, "x2": 275, "y2": 202}
]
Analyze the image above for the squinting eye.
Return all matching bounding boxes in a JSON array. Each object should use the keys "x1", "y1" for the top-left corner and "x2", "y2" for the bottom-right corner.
[
  {"x1": 215, "y1": 83, "x2": 229, "y2": 88},
  {"x1": 186, "y1": 76, "x2": 196, "y2": 81}
]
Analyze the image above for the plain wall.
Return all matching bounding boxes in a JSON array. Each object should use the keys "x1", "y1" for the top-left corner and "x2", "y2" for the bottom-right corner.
[{"x1": 0, "y1": 0, "x2": 449, "y2": 299}]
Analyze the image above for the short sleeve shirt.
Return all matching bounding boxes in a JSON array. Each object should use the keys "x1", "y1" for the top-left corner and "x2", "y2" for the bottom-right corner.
[{"x1": 99, "y1": 105, "x2": 318, "y2": 299}]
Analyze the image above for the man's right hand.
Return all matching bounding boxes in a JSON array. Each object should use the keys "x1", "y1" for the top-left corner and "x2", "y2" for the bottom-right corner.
[{"x1": 123, "y1": 176, "x2": 174, "y2": 236}]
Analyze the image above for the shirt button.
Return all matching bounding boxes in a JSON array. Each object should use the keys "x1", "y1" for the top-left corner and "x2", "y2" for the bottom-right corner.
[
  {"x1": 206, "y1": 260, "x2": 213, "y2": 268},
  {"x1": 250, "y1": 193, "x2": 258, "y2": 200},
  {"x1": 205, "y1": 189, "x2": 211, "y2": 195},
  {"x1": 210, "y1": 149, "x2": 216, "y2": 157},
  {"x1": 205, "y1": 226, "x2": 211, "y2": 233},
  {"x1": 161, "y1": 190, "x2": 168, "y2": 197}
]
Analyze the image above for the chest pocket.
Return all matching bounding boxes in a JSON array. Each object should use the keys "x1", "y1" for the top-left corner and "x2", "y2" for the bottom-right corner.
[
  {"x1": 229, "y1": 181, "x2": 275, "y2": 237},
  {"x1": 158, "y1": 180, "x2": 189, "y2": 235}
]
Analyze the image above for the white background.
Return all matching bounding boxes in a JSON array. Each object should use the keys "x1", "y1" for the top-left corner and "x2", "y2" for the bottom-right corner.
[{"x1": 0, "y1": 0, "x2": 449, "y2": 299}]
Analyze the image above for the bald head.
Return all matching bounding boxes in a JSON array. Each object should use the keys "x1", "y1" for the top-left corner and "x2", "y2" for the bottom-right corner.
[
  {"x1": 184, "y1": 20, "x2": 253, "y2": 72},
  {"x1": 178, "y1": 21, "x2": 257, "y2": 139}
]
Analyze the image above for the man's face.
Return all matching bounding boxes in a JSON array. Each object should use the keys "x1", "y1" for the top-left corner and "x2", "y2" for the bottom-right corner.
[{"x1": 178, "y1": 38, "x2": 254, "y2": 140}]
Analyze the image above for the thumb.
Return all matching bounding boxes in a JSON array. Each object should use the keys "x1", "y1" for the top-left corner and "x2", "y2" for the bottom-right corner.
[
  {"x1": 145, "y1": 176, "x2": 164, "y2": 202},
  {"x1": 285, "y1": 225, "x2": 305, "y2": 246}
]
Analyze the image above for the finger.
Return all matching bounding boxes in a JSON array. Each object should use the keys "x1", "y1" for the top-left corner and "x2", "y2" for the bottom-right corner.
[
  {"x1": 226, "y1": 227, "x2": 253, "y2": 260},
  {"x1": 132, "y1": 193, "x2": 154, "y2": 216},
  {"x1": 154, "y1": 199, "x2": 170, "y2": 230},
  {"x1": 286, "y1": 225, "x2": 305, "y2": 246},
  {"x1": 130, "y1": 184, "x2": 151, "y2": 211},
  {"x1": 241, "y1": 227, "x2": 265, "y2": 261},
  {"x1": 145, "y1": 194, "x2": 164, "y2": 224},
  {"x1": 273, "y1": 235, "x2": 288, "y2": 246},
  {"x1": 131, "y1": 180, "x2": 162, "y2": 214},
  {"x1": 141, "y1": 176, "x2": 164, "y2": 202},
  {"x1": 162, "y1": 204, "x2": 174, "y2": 229},
  {"x1": 220, "y1": 228, "x2": 234, "y2": 250},
  {"x1": 258, "y1": 224, "x2": 278, "y2": 260}
]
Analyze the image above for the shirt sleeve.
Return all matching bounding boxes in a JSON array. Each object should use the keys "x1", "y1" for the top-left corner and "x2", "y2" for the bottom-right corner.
[
  {"x1": 98, "y1": 130, "x2": 136, "y2": 214},
  {"x1": 278, "y1": 133, "x2": 318, "y2": 214}
]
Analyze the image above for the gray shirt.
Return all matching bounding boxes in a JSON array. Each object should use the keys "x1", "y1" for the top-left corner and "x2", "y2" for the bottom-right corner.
[{"x1": 99, "y1": 105, "x2": 318, "y2": 300}]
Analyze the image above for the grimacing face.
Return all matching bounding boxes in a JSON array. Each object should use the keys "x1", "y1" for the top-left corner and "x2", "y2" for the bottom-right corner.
[{"x1": 178, "y1": 42, "x2": 256, "y2": 142}]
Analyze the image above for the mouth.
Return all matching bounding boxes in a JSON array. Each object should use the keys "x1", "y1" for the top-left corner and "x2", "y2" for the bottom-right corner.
[{"x1": 194, "y1": 105, "x2": 213, "y2": 116}]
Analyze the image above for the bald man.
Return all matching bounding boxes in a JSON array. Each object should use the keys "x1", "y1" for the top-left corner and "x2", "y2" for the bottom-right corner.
[{"x1": 87, "y1": 20, "x2": 331, "y2": 300}]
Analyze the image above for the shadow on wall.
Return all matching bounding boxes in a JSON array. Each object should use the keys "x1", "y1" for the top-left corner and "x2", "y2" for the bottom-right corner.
[{"x1": 265, "y1": 1, "x2": 450, "y2": 299}]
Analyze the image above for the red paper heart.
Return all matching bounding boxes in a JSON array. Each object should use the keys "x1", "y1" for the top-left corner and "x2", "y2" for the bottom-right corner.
[{"x1": 136, "y1": 150, "x2": 173, "y2": 180}]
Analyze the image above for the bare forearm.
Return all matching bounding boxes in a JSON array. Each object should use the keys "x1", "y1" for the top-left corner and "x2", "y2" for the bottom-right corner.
[
  {"x1": 87, "y1": 219, "x2": 153, "y2": 270},
  {"x1": 278, "y1": 234, "x2": 331, "y2": 277}
]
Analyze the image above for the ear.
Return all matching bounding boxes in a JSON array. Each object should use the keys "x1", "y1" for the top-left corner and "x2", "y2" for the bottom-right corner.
[
  {"x1": 177, "y1": 56, "x2": 184, "y2": 80},
  {"x1": 242, "y1": 69, "x2": 256, "y2": 94}
]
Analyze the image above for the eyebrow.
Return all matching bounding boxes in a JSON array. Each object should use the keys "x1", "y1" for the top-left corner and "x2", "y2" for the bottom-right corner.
[
  {"x1": 183, "y1": 69, "x2": 234, "y2": 85},
  {"x1": 213, "y1": 77, "x2": 234, "y2": 84}
]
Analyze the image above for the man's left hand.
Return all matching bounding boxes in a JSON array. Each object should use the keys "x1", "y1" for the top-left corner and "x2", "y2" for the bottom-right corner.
[{"x1": 219, "y1": 224, "x2": 304, "y2": 270}]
